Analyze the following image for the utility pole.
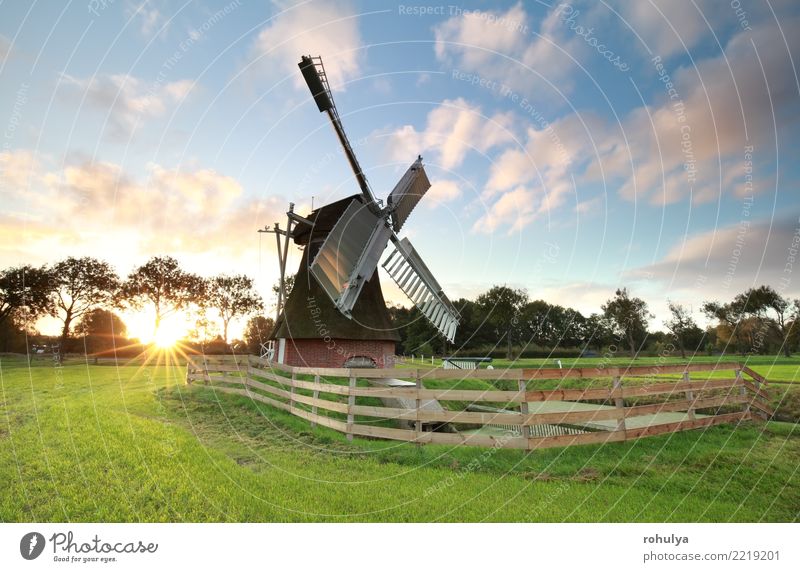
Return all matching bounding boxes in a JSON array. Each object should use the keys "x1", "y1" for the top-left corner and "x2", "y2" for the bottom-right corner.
[{"x1": 258, "y1": 203, "x2": 296, "y2": 323}]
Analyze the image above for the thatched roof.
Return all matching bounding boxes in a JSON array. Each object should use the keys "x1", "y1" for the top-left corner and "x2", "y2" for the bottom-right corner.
[
  {"x1": 273, "y1": 196, "x2": 400, "y2": 342},
  {"x1": 291, "y1": 194, "x2": 361, "y2": 246}
]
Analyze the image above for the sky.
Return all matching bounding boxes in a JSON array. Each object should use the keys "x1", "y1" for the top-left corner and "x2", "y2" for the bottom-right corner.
[{"x1": 1, "y1": 0, "x2": 799, "y2": 340}]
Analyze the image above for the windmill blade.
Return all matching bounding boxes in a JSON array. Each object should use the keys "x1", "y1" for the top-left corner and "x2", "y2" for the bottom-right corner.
[
  {"x1": 310, "y1": 199, "x2": 393, "y2": 316},
  {"x1": 298, "y1": 55, "x2": 379, "y2": 211},
  {"x1": 386, "y1": 157, "x2": 431, "y2": 232},
  {"x1": 382, "y1": 237, "x2": 460, "y2": 342}
]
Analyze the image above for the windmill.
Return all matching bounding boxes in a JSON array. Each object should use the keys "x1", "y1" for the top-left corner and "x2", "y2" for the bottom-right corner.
[{"x1": 264, "y1": 55, "x2": 459, "y2": 368}]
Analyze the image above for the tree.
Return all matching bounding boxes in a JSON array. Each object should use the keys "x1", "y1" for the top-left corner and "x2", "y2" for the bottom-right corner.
[
  {"x1": 703, "y1": 286, "x2": 796, "y2": 355},
  {"x1": 207, "y1": 274, "x2": 264, "y2": 343},
  {"x1": 664, "y1": 301, "x2": 698, "y2": 359},
  {"x1": 120, "y1": 256, "x2": 205, "y2": 339},
  {"x1": 602, "y1": 288, "x2": 652, "y2": 358},
  {"x1": 0, "y1": 265, "x2": 53, "y2": 327},
  {"x1": 244, "y1": 316, "x2": 274, "y2": 355},
  {"x1": 49, "y1": 257, "x2": 119, "y2": 356},
  {"x1": 702, "y1": 299, "x2": 747, "y2": 353},
  {"x1": 476, "y1": 285, "x2": 528, "y2": 360},
  {"x1": 76, "y1": 308, "x2": 127, "y2": 354},
  {"x1": 741, "y1": 286, "x2": 798, "y2": 357},
  {"x1": 581, "y1": 313, "x2": 614, "y2": 352}
]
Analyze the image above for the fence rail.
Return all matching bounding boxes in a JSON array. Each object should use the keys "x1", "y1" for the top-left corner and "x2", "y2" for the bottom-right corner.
[{"x1": 185, "y1": 355, "x2": 772, "y2": 450}]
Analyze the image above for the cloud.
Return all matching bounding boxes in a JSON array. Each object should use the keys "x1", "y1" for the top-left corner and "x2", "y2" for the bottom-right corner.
[
  {"x1": 126, "y1": 1, "x2": 170, "y2": 38},
  {"x1": 426, "y1": 179, "x2": 461, "y2": 205},
  {"x1": 470, "y1": 12, "x2": 800, "y2": 233},
  {"x1": 575, "y1": 195, "x2": 603, "y2": 215},
  {"x1": 627, "y1": 215, "x2": 800, "y2": 298},
  {"x1": 249, "y1": 0, "x2": 363, "y2": 90},
  {"x1": 472, "y1": 186, "x2": 538, "y2": 234},
  {"x1": 59, "y1": 73, "x2": 195, "y2": 139},
  {"x1": 0, "y1": 34, "x2": 11, "y2": 61},
  {"x1": 0, "y1": 155, "x2": 285, "y2": 271},
  {"x1": 0, "y1": 150, "x2": 41, "y2": 192},
  {"x1": 434, "y1": 3, "x2": 590, "y2": 96},
  {"x1": 383, "y1": 98, "x2": 516, "y2": 169}
]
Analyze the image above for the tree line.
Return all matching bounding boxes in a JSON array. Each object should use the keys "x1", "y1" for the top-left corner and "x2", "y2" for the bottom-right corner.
[
  {"x1": 0, "y1": 256, "x2": 264, "y2": 357},
  {"x1": 391, "y1": 285, "x2": 800, "y2": 360},
  {"x1": 2, "y1": 255, "x2": 798, "y2": 360}
]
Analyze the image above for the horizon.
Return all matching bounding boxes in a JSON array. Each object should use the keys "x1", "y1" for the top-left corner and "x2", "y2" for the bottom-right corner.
[{"x1": 2, "y1": 1, "x2": 799, "y2": 341}]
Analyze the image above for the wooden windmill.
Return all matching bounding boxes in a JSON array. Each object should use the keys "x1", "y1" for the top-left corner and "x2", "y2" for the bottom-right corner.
[{"x1": 265, "y1": 55, "x2": 459, "y2": 368}]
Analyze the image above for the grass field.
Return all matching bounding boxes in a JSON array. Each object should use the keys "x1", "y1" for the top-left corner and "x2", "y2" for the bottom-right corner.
[{"x1": 1, "y1": 355, "x2": 799, "y2": 522}]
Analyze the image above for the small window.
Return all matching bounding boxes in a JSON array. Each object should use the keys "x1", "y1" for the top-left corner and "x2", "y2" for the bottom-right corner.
[{"x1": 343, "y1": 356, "x2": 376, "y2": 368}]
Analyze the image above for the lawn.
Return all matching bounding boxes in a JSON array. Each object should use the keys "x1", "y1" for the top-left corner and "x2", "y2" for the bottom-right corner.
[{"x1": 1, "y1": 355, "x2": 799, "y2": 522}]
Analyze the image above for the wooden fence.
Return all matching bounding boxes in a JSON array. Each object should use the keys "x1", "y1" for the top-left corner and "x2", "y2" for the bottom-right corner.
[{"x1": 185, "y1": 356, "x2": 773, "y2": 450}]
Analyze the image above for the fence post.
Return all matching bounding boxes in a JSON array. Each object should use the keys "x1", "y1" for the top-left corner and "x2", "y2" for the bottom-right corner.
[
  {"x1": 415, "y1": 369, "x2": 422, "y2": 445},
  {"x1": 185, "y1": 365, "x2": 192, "y2": 385},
  {"x1": 289, "y1": 371, "x2": 296, "y2": 412},
  {"x1": 683, "y1": 371, "x2": 696, "y2": 421},
  {"x1": 517, "y1": 374, "x2": 530, "y2": 440},
  {"x1": 311, "y1": 374, "x2": 320, "y2": 429},
  {"x1": 612, "y1": 373, "x2": 626, "y2": 435},
  {"x1": 736, "y1": 367, "x2": 749, "y2": 417},
  {"x1": 346, "y1": 374, "x2": 356, "y2": 442}
]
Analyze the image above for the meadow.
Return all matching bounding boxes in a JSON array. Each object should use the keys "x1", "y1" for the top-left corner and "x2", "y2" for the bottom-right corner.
[{"x1": 1, "y1": 354, "x2": 798, "y2": 522}]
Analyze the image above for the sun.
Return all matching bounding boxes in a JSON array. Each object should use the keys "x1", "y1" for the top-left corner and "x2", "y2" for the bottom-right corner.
[
  {"x1": 122, "y1": 309, "x2": 188, "y2": 348},
  {"x1": 152, "y1": 326, "x2": 182, "y2": 348}
]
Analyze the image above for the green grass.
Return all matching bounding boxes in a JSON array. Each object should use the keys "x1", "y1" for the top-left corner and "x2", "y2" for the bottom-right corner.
[
  {"x1": 405, "y1": 354, "x2": 800, "y2": 383},
  {"x1": 1, "y1": 355, "x2": 798, "y2": 522}
]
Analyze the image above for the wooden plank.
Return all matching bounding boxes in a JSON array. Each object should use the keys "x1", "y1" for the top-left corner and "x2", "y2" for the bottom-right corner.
[
  {"x1": 526, "y1": 387, "x2": 613, "y2": 402},
  {"x1": 201, "y1": 364, "x2": 247, "y2": 373},
  {"x1": 742, "y1": 380, "x2": 769, "y2": 400},
  {"x1": 205, "y1": 375, "x2": 245, "y2": 384},
  {"x1": 289, "y1": 378, "x2": 351, "y2": 396},
  {"x1": 625, "y1": 394, "x2": 748, "y2": 417},
  {"x1": 248, "y1": 366, "x2": 295, "y2": 386},
  {"x1": 244, "y1": 377, "x2": 291, "y2": 401},
  {"x1": 205, "y1": 372, "x2": 742, "y2": 405},
  {"x1": 625, "y1": 411, "x2": 749, "y2": 439},
  {"x1": 741, "y1": 366, "x2": 768, "y2": 387},
  {"x1": 290, "y1": 392, "x2": 349, "y2": 414},
  {"x1": 620, "y1": 378, "x2": 742, "y2": 398},
  {"x1": 290, "y1": 406, "x2": 348, "y2": 433},
  {"x1": 748, "y1": 399, "x2": 774, "y2": 417},
  {"x1": 244, "y1": 356, "x2": 743, "y2": 381},
  {"x1": 521, "y1": 362, "x2": 742, "y2": 380}
]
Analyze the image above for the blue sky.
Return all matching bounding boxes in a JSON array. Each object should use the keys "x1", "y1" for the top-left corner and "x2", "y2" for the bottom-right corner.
[{"x1": 1, "y1": 0, "x2": 799, "y2": 337}]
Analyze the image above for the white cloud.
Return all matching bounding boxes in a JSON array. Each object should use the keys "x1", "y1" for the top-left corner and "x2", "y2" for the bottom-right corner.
[
  {"x1": 384, "y1": 98, "x2": 516, "y2": 169},
  {"x1": 126, "y1": 1, "x2": 170, "y2": 38},
  {"x1": 434, "y1": 3, "x2": 587, "y2": 96},
  {"x1": 626, "y1": 216, "x2": 800, "y2": 299},
  {"x1": 0, "y1": 155, "x2": 285, "y2": 271},
  {"x1": 472, "y1": 186, "x2": 538, "y2": 234},
  {"x1": 426, "y1": 179, "x2": 461, "y2": 205},
  {"x1": 59, "y1": 73, "x2": 195, "y2": 139},
  {"x1": 249, "y1": 0, "x2": 363, "y2": 90},
  {"x1": 470, "y1": 13, "x2": 800, "y2": 232},
  {"x1": 0, "y1": 150, "x2": 41, "y2": 192}
]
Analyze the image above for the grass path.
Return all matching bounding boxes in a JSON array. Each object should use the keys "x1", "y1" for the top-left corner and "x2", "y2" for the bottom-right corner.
[{"x1": 1, "y1": 358, "x2": 798, "y2": 522}]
